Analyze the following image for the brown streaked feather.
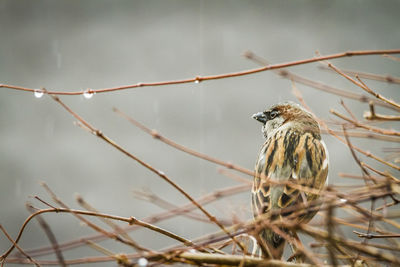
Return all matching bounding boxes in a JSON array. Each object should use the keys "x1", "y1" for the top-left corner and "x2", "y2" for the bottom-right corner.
[
  {"x1": 252, "y1": 112, "x2": 328, "y2": 258},
  {"x1": 252, "y1": 130, "x2": 327, "y2": 219}
]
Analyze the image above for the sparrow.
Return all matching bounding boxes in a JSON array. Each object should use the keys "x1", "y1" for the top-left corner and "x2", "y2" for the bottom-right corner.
[{"x1": 251, "y1": 101, "x2": 328, "y2": 259}]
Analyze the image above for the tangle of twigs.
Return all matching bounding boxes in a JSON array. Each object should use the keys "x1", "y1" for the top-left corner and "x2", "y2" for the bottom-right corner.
[{"x1": 1, "y1": 49, "x2": 400, "y2": 266}]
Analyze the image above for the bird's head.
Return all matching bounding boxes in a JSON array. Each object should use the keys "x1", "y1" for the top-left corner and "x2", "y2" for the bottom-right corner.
[{"x1": 252, "y1": 101, "x2": 319, "y2": 138}]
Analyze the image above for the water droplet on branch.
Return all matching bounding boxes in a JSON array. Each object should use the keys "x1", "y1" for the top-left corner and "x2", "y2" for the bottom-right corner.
[
  {"x1": 194, "y1": 76, "x2": 202, "y2": 83},
  {"x1": 138, "y1": 258, "x2": 148, "y2": 267},
  {"x1": 83, "y1": 89, "x2": 94, "y2": 99},
  {"x1": 34, "y1": 90, "x2": 44, "y2": 98}
]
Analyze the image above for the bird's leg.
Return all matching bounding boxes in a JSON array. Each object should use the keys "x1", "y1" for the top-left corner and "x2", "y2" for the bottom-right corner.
[{"x1": 287, "y1": 231, "x2": 305, "y2": 263}]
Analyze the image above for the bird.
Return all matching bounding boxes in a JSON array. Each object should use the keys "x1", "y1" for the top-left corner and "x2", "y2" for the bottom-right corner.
[{"x1": 251, "y1": 101, "x2": 328, "y2": 260}]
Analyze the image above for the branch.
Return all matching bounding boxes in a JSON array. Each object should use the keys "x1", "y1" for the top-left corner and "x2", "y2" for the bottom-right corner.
[
  {"x1": 76, "y1": 194, "x2": 135, "y2": 244},
  {"x1": 318, "y1": 65, "x2": 400, "y2": 84},
  {"x1": 330, "y1": 109, "x2": 400, "y2": 136},
  {"x1": 353, "y1": 231, "x2": 400, "y2": 239},
  {"x1": 326, "y1": 61, "x2": 400, "y2": 109},
  {"x1": 40, "y1": 183, "x2": 150, "y2": 254},
  {"x1": 0, "y1": 225, "x2": 40, "y2": 267},
  {"x1": 24, "y1": 184, "x2": 250, "y2": 258},
  {"x1": 25, "y1": 203, "x2": 66, "y2": 267},
  {"x1": 364, "y1": 101, "x2": 400, "y2": 121},
  {"x1": 46, "y1": 92, "x2": 245, "y2": 252},
  {"x1": 383, "y1": 54, "x2": 400, "y2": 62},
  {"x1": 244, "y1": 50, "x2": 399, "y2": 111},
  {"x1": 169, "y1": 252, "x2": 314, "y2": 267},
  {"x1": 299, "y1": 224, "x2": 400, "y2": 265},
  {"x1": 1, "y1": 49, "x2": 399, "y2": 95},
  {"x1": 321, "y1": 128, "x2": 400, "y2": 142},
  {"x1": 113, "y1": 107, "x2": 254, "y2": 176}
]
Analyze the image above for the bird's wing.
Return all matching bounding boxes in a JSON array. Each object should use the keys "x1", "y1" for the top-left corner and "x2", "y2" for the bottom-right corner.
[{"x1": 252, "y1": 130, "x2": 328, "y2": 220}]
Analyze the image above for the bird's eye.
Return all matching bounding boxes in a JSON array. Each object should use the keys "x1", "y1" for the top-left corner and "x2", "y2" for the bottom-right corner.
[{"x1": 266, "y1": 110, "x2": 279, "y2": 120}]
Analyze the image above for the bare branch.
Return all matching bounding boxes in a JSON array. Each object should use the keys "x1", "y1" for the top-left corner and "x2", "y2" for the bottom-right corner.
[
  {"x1": 326, "y1": 62, "x2": 400, "y2": 109},
  {"x1": 1, "y1": 49, "x2": 399, "y2": 96},
  {"x1": 46, "y1": 93, "x2": 246, "y2": 251},
  {"x1": 0, "y1": 224, "x2": 41, "y2": 267},
  {"x1": 113, "y1": 107, "x2": 254, "y2": 176},
  {"x1": 26, "y1": 204, "x2": 66, "y2": 267},
  {"x1": 244, "y1": 51, "x2": 399, "y2": 111},
  {"x1": 318, "y1": 65, "x2": 400, "y2": 84}
]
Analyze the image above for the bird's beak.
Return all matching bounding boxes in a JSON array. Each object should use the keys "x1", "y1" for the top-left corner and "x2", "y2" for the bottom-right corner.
[{"x1": 252, "y1": 112, "x2": 267, "y2": 124}]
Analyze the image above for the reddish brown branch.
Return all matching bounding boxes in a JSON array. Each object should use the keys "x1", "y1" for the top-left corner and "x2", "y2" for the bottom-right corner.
[
  {"x1": 1, "y1": 49, "x2": 399, "y2": 96},
  {"x1": 341, "y1": 126, "x2": 371, "y2": 179},
  {"x1": 0, "y1": 225, "x2": 40, "y2": 266},
  {"x1": 244, "y1": 50, "x2": 399, "y2": 111},
  {"x1": 24, "y1": 184, "x2": 250, "y2": 258},
  {"x1": 133, "y1": 190, "x2": 232, "y2": 226},
  {"x1": 76, "y1": 195, "x2": 135, "y2": 244},
  {"x1": 364, "y1": 101, "x2": 400, "y2": 121},
  {"x1": 299, "y1": 224, "x2": 400, "y2": 265},
  {"x1": 326, "y1": 62, "x2": 400, "y2": 109},
  {"x1": 46, "y1": 93, "x2": 245, "y2": 251},
  {"x1": 331, "y1": 109, "x2": 400, "y2": 137},
  {"x1": 40, "y1": 183, "x2": 150, "y2": 254},
  {"x1": 26, "y1": 204, "x2": 66, "y2": 267},
  {"x1": 321, "y1": 128, "x2": 400, "y2": 142},
  {"x1": 318, "y1": 65, "x2": 400, "y2": 84},
  {"x1": 291, "y1": 79, "x2": 400, "y2": 171},
  {"x1": 2, "y1": 205, "x2": 197, "y2": 259},
  {"x1": 113, "y1": 107, "x2": 254, "y2": 176}
]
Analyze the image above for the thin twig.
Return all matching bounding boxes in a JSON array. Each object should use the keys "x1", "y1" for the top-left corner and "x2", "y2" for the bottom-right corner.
[
  {"x1": 85, "y1": 240, "x2": 131, "y2": 266},
  {"x1": 299, "y1": 224, "x2": 400, "y2": 265},
  {"x1": 2, "y1": 49, "x2": 400, "y2": 96},
  {"x1": 341, "y1": 126, "x2": 371, "y2": 180},
  {"x1": 133, "y1": 189, "x2": 231, "y2": 226},
  {"x1": 0, "y1": 225, "x2": 41, "y2": 267},
  {"x1": 292, "y1": 83, "x2": 400, "y2": 172},
  {"x1": 40, "y1": 183, "x2": 150, "y2": 254},
  {"x1": 326, "y1": 200, "x2": 338, "y2": 266},
  {"x1": 75, "y1": 194, "x2": 135, "y2": 243},
  {"x1": 383, "y1": 54, "x2": 400, "y2": 62},
  {"x1": 326, "y1": 62, "x2": 400, "y2": 109},
  {"x1": 24, "y1": 184, "x2": 250, "y2": 258},
  {"x1": 129, "y1": 217, "x2": 198, "y2": 248},
  {"x1": 46, "y1": 92, "x2": 246, "y2": 252},
  {"x1": 361, "y1": 162, "x2": 397, "y2": 181},
  {"x1": 26, "y1": 203, "x2": 66, "y2": 267},
  {"x1": 113, "y1": 107, "x2": 254, "y2": 176},
  {"x1": 353, "y1": 231, "x2": 400, "y2": 239},
  {"x1": 2, "y1": 205, "x2": 198, "y2": 259},
  {"x1": 318, "y1": 65, "x2": 400, "y2": 84},
  {"x1": 244, "y1": 51, "x2": 398, "y2": 111},
  {"x1": 364, "y1": 101, "x2": 400, "y2": 121},
  {"x1": 331, "y1": 109, "x2": 400, "y2": 137}
]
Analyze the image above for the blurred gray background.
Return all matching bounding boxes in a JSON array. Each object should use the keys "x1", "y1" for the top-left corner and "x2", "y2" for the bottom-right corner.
[{"x1": 1, "y1": 0, "x2": 399, "y2": 265}]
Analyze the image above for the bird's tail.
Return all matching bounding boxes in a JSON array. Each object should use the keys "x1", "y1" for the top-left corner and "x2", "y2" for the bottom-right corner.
[{"x1": 260, "y1": 228, "x2": 286, "y2": 259}]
